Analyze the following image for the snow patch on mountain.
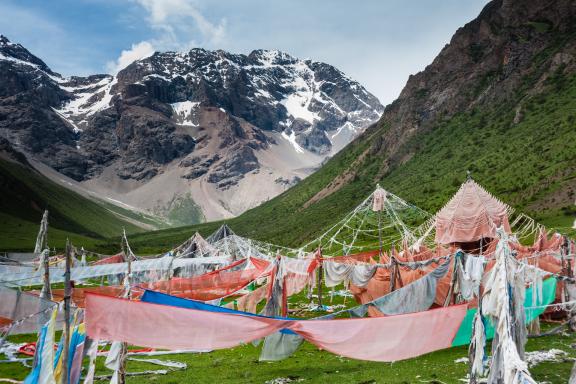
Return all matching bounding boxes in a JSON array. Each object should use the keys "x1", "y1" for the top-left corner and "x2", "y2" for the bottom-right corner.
[
  {"x1": 57, "y1": 76, "x2": 116, "y2": 124},
  {"x1": 171, "y1": 101, "x2": 200, "y2": 126},
  {"x1": 281, "y1": 131, "x2": 305, "y2": 154},
  {"x1": 51, "y1": 107, "x2": 82, "y2": 133}
]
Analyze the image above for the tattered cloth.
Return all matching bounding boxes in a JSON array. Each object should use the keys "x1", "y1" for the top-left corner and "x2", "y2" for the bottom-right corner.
[{"x1": 324, "y1": 261, "x2": 377, "y2": 288}]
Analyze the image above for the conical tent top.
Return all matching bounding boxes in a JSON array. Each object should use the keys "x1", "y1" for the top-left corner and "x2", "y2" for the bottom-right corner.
[
  {"x1": 207, "y1": 224, "x2": 236, "y2": 244},
  {"x1": 434, "y1": 179, "x2": 511, "y2": 244}
]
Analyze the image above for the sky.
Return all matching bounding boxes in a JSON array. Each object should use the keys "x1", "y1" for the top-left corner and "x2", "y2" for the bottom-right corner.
[{"x1": 0, "y1": 0, "x2": 489, "y2": 105}]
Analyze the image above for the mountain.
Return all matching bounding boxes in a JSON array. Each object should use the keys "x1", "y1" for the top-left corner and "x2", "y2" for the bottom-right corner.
[
  {"x1": 0, "y1": 37, "x2": 383, "y2": 224},
  {"x1": 122, "y1": 0, "x2": 576, "y2": 252}
]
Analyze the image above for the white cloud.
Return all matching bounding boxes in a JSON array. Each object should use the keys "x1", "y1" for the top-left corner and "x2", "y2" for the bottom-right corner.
[
  {"x1": 133, "y1": 0, "x2": 226, "y2": 48},
  {"x1": 107, "y1": 0, "x2": 226, "y2": 74},
  {"x1": 106, "y1": 41, "x2": 155, "y2": 73}
]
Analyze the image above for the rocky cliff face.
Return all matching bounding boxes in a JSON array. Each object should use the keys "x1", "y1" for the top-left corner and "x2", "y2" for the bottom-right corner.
[
  {"x1": 0, "y1": 36, "x2": 382, "y2": 223},
  {"x1": 370, "y1": 0, "x2": 576, "y2": 167}
]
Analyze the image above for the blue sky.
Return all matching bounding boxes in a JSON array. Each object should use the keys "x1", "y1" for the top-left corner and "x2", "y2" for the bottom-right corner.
[{"x1": 0, "y1": 0, "x2": 489, "y2": 105}]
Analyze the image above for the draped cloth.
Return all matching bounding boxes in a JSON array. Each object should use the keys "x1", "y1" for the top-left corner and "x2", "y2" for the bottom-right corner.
[
  {"x1": 0, "y1": 286, "x2": 60, "y2": 334},
  {"x1": 237, "y1": 284, "x2": 269, "y2": 313},
  {"x1": 86, "y1": 294, "x2": 467, "y2": 363},
  {"x1": 141, "y1": 257, "x2": 271, "y2": 301},
  {"x1": 351, "y1": 258, "x2": 452, "y2": 317},
  {"x1": 260, "y1": 332, "x2": 304, "y2": 361},
  {"x1": 264, "y1": 257, "x2": 317, "y2": 317},
  {"x1": 140, "y1": 290, "x2": 296, "y2": 336},
  {"x1": 351, "y1": 250, "x2": 453, "y2": 316},
  {"x1": 368, "y1": 259, "x2": 451, "y2": 316},
  {"x1": 457, "y1": 255, "x2": 485, "y2": 301},
  {"x1": 86, "y1": 294, "x2": 287, "y2": 351},
  {"x1": 435, "y1": 179, "x2": 511, "y2": 244},
  {"x1": 323, "y1": 261, "x2": 377, "y2": 288}
]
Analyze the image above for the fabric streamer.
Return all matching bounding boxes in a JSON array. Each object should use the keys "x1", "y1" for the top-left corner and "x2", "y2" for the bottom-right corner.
[
  {"x1": 289, "y1": 304, "x2": 466, "y2": 362},
  {"x1": 3, "y1": 255, "x2": 230, "y2": 287},
  {"x1": 468, "y1": 308, "x2": 486, "y2": 378},
  {"x1": 23, "y1": 308, "x2": 57, "y2": 384},
  {"x1": 86, "y1": 293, "x2": 467, "y2": 362},
  {"x1": 105, "y1": 341, "x2": 123, "y2": 384},
  {"x1": 53, "y1": 323, "x2": 86, "y2": 384},
  {"x1": 142, "y1": 290, "x2": 301, "y2": 360},
  {"x1": 82, "y1": 338, "x2": 98, "y2": 384},
  {"x1": 372, "y1": 186, "x2": 386, "y2": 212}
]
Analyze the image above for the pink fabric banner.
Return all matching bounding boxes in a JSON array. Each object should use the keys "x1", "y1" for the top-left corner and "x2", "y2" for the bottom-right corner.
[
  {"x1": 85, "y1": 294, "x2": 287, "y2": 350},
  {"x1": 86, "y1": 294, "x2": 467, "y2": 362},
  {"x1": 292, "y1": 304, "x2": 467, "y2": 362}
]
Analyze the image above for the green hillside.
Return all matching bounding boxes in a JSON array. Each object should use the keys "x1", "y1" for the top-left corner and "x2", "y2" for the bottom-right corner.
[{"x1": 0, "y1": 157, "x2": 148, "y2": 251}]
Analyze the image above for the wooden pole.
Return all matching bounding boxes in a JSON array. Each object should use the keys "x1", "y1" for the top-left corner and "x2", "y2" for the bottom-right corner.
[
  {"x1": 41, "y1": 249, "x2": 52, "y2": 300},
  {"x1": 61, "y1": 239, "x2": 72, "y2": 384},
  {"x1": 389, "y1": 258, "x2": 396, "y2": 292},
  {"x1": 567, "y1": 239, "x2": 573, "y2": 279},
  {"x1": 562, "y1": 237, "x2": 576, "y2": 333},
  {"x1": 389, "y1": 243, "x2": 396, "y2": 292},
  {"x1": 317, "y1": 247, "x2": 323, "y2": 309},
  {"x1": 378, "y1": 209, "x2": 383, "y2": 257},
  {"x1": 118, "y1": 230, "x2": 132, "y2": 384}
]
